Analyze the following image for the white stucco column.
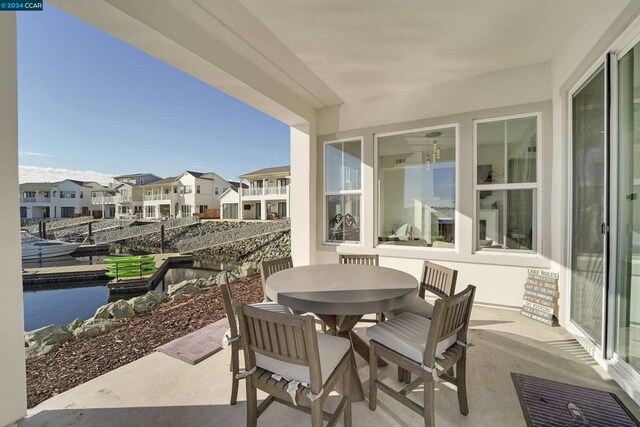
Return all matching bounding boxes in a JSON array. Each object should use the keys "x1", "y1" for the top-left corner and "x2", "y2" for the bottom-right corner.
[
  {"x1": 260, "y1": 199, "x2": 267, "y2": 220},
  {"x1": 290, "y1": 124, "x2": 317, "y2": 265},
  {"x1": 0, "y1": 12, "x2": 27, "y2": 426}
]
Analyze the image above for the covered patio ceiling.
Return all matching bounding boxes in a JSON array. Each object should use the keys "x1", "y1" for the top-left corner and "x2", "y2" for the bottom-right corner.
[{"x1": 49, "y1": 0, "x2": 631, "y2": 127}]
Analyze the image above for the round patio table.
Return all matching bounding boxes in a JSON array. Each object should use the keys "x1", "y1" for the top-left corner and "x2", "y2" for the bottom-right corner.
[{"x1": 266, "y1": 264, "x2": 418, "y2": 402}]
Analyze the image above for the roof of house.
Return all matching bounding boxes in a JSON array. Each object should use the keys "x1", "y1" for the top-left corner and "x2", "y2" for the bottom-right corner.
[
  {"x1": 142, "y1": 176, "x2": 177, "y2": 186},
  {"x1": 19, "y1": 182, "x2": 58, "y2": 191},
  {"x1": 239, "y1": 165, "x2": 290, "y2": 178},
  {"x1": 228, "y1": 180, "x2": 248, "y2": 190},
  {"x1": 113, "y1": 173, "x2": 159, "y2": 179}
]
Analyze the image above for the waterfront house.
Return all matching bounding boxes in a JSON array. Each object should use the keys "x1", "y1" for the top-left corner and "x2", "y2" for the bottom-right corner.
[
  {"x1": 238, "y1": 165, "x2": 290, "y2": 219},
  {"x1": 218, "y1": 181, "x2": 247, "y2": 220},
  {"x1": 5, "y1": 1, "x2": 640, "y2": 425},
  {"x1": 140, "y1": 171, "x2": 232, "y2": 219},
  {"x1": 20, "y1": 180, "x2": 108, "y2": 219},
  {"x1": 91, "y1": 173, "x2": 164, "y2": 218}
]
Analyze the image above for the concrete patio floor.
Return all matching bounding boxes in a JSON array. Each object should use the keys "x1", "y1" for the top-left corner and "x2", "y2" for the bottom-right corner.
[{"x1": 20, "y1": 305, "x2": 640, "y2": 426}]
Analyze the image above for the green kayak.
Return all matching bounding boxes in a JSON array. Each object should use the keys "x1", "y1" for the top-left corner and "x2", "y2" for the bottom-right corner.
[{"x1": 104, "y1": 255, "x2": 154, "y2": 264}]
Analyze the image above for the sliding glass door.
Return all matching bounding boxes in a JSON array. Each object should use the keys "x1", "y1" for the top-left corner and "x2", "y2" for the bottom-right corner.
[
  {"x1": 616, "y1": 44, "x2": 640, "y2": 371},
  {"x1": 571, "y1": 65, "x2": 607, "y2": 346}
]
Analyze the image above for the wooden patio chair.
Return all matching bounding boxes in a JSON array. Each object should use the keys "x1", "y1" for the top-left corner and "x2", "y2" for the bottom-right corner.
[
  {"x1": 218, "y1": 273, "x2": 292, "y2": 406},
  {"x1": 236, "y1": 303, "x2": 352, "y2": 427},
  {"x1": 260, "y1": 256, "x2": 293, "y2": 302},
  {"x1": 385, "y1": 261, "x2": 458, "y2": 382},
  {"x1": 367, "y1": 285, "x2": 476, "y2": 427},
  {"x1": 339, "y1": 254, "x2": 383, "y2": 323}
]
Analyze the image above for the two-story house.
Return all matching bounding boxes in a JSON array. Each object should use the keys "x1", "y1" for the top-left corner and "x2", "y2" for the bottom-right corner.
[
  {"x1": 20, "y1": 180, "x2": 109, "y2": 219},
  {"x1": 140, "y1": 171, "x2": 231, "y2": 219},
  {"x1": 237, "y1": 166, "x2": 290, "y2": 220},
  {"x1": 105, "y1": 173, "x2": 161, "y2": 218}
]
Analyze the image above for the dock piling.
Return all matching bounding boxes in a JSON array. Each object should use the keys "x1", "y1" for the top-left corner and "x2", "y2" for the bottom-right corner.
[{"x1": 160, "y1": 224, "x2": 165, "y2": 254}]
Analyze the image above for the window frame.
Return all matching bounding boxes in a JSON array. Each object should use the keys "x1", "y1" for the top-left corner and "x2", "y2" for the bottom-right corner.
[
  {"x1": 322, "y1": 137, "x2": 364, "y2": 246},
  {"x1": 374, "y1": 123, "x2": 460, "y2": 251},
  {"x1": 472, "y1": 112, "x2": 542, "y2": 254}
]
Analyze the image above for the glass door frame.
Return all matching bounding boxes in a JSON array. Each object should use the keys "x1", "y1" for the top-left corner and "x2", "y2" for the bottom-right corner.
[{"x1": 567, "y1": 57, "x2": 611, "y2": 358}]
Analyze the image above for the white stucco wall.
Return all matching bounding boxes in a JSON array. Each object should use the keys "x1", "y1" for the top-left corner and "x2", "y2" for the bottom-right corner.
[{"x1": 0, "y1": 12, "x2": 27, "y2": 426}]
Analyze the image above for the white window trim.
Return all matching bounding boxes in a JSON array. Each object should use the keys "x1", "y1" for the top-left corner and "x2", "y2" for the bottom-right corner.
[
  {"x1": 472, "y1": 111, "x2": 542, "y2": 254},
  {"x1": 322, "y1": 137, "x2": 364, "y2": 246},
  {"x1": 374, "y1": 123, "x2": 460, "y2": 252}
]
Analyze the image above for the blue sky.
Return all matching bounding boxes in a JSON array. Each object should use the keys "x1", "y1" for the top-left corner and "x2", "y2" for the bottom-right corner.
[{"x1": 17, "y1": 4, "x2": 290, "y2": 184}]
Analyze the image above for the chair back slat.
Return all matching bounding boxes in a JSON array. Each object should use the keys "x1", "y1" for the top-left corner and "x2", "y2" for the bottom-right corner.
[
  {"x1": 420, "y1": 261, "x2": 458, "y2": 299},
  {"x1": 218, "y1": 273, "x2": 239, "y2": 340},
  {"x1": 339, "y1": 254, "x2": 379, "y2": 266},
  {"x1": 237, "y1": 303, "x2": 324, "y2": 393},
  {"x1": 423, "y1": 285, "x2": 476, "y2": 367},
  {"x1": 260, "y1": 256, "x2": 294, "y2": 301}
]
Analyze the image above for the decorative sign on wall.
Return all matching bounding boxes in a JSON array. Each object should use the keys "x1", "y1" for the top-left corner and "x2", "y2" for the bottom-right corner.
[{"x1": 521, "y1": 268, "x2": 559, "y2": 325}]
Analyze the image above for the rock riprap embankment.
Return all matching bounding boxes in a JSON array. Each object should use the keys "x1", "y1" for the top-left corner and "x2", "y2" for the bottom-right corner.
[{"x1": 112, "y1": 220, "x2": 290, "y2": 262}]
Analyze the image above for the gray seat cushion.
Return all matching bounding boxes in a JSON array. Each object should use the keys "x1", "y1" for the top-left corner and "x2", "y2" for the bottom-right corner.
[
  {"x1": 366, "y1": 312, "x2": 456, "y2": 362},
  {"x1": 387, "y1": 295, "x2": 434, "y2": 319},
  {"x1": 256, "y1": 333, "x2": 350, "y2": 385},
  {"x1": 250, "y1": 301, "x2": 292, "y2": 315}
]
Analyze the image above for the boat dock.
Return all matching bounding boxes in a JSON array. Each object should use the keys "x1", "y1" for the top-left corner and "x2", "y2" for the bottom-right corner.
[
  {"x1": 23, "y1": 253, "x2": 193, "y2": 291},
  {"x1": 23, "y1": 263, "x2": 108, "y2": 287},
  {"x1": 107, "y1": 253, "x2": 193, "y2": 294}
]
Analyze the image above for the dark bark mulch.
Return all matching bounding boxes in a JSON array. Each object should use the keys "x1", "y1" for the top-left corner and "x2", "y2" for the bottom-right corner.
[{"x1": 26, "y1": 274, "x2": 263, "y2": 408}]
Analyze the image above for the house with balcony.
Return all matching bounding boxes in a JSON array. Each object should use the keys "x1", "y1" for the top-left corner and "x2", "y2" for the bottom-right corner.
[
  {"x1": 20, "y1": 180, "x2": 107, "y2": 219},
  {"x1": 19, "y1": 182, "x2": 54, "y2": 219},
  {"x1": 104, "y1": 173, "x2": 161, "y2": 218},
  {"x1": 238, "y1": 165, "x2": 290, "y2": 219},
  {"x1": 8, "y1": 1, "x2": 640, "y2": 426},
  {"x1": 140, "y1": 171, "x2": 231, "y2": 219}
]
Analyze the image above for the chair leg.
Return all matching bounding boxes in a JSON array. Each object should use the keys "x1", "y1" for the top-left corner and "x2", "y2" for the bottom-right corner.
[
  {"x1": 457, "y1": 353, "x2": 469, "y2": 415},
  {"x1": 423, "y1": 373, "x2": 435, "y2": 427},
  {"x1": 397, "y1": 366, "x2": 405, "y2": 382},
  {"x1": 230, "y1": 342, "x2": 239, "y2": 405},
  {"x1": 344, "y1": 358, "x2": 352, "y2": 427},
  {"x1": 404, "y1": 371, "x2": 411, "y2": 384},
  {"x1": 246, "y1": 376, "x2": 258, "y2": 427},
  {"x1": 311, "y1": 398, "x2": 324, "y2": 427},
  {"x1": 369, "y1": 342, "x2": 378, "y2": 411}
]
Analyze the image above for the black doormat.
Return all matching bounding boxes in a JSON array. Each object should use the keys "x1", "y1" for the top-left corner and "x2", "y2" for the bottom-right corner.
[{"x1": 512, "y1": 373, "x2": 639, "y2": 427}]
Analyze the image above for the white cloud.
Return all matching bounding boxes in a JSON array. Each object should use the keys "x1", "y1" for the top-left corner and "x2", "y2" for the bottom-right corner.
[
  {"x1": 19, "y1": 151, "x2": 54, "y2": 158},
  {"x1": 19, "y1": 165, "x2": 113, "y2": 185}
]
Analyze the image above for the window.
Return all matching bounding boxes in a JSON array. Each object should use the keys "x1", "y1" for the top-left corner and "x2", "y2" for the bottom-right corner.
[
  {"x1": 324, "y1": 139, "x2": 362, "y2": 243},
  {"x1": 140, "y1": 178, "x2": 144, "y2": 184},
  {"x1": 60, "y1": 191, "x2": 75, "y2": 199},
  {"x1": 475, "y1": 114, "x2": 539, "y2": 251},
  {"x1": 214, "y1": 187, "x2": 219, "y2": 195},
  {"x1": 377, "y1": 125, "x2": 457, "y2": 248},
  {"x1": 184, "y1": 185, "x2": 192, "y2": 194},
  {"x1": 181, "y1": 205, "x2": 192, "y2": 217},
  {"x1": 145, "y1": 206, "x2": 155, "y2": 218},
  {"x1": 196, "y1": 185, "x2": 201, "y2": 194},
  {"x1": 61, "y1": 207, "x2": 75, "y2": 217},
  {"x1": 80, "y1": 191, "x2": 83, "y2": 198},
  {"x1": 199, "y1": 205, "x2": 208, "y2": 213}
]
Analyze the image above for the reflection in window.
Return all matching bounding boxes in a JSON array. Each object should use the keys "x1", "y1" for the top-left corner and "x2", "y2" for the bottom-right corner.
[
  {"x1": 324, "y1": 140, "x2": 361, "y2": 243},
  {"x1": 476, "y1": 115, "x2": 538, "y2": 251},
  {"x1": 377, "y1": 126, "x2": 456, "y2": 248}
]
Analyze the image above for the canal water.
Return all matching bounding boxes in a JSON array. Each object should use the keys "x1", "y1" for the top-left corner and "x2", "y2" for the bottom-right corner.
[{"x1": 23, "y1": 257, "x2": 232, "y2": 331}]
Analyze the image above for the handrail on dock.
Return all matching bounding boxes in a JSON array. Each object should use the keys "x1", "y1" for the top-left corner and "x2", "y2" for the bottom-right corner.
[{"x1": 94, "y1": 216, "x2": 199, "y2": 244}]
